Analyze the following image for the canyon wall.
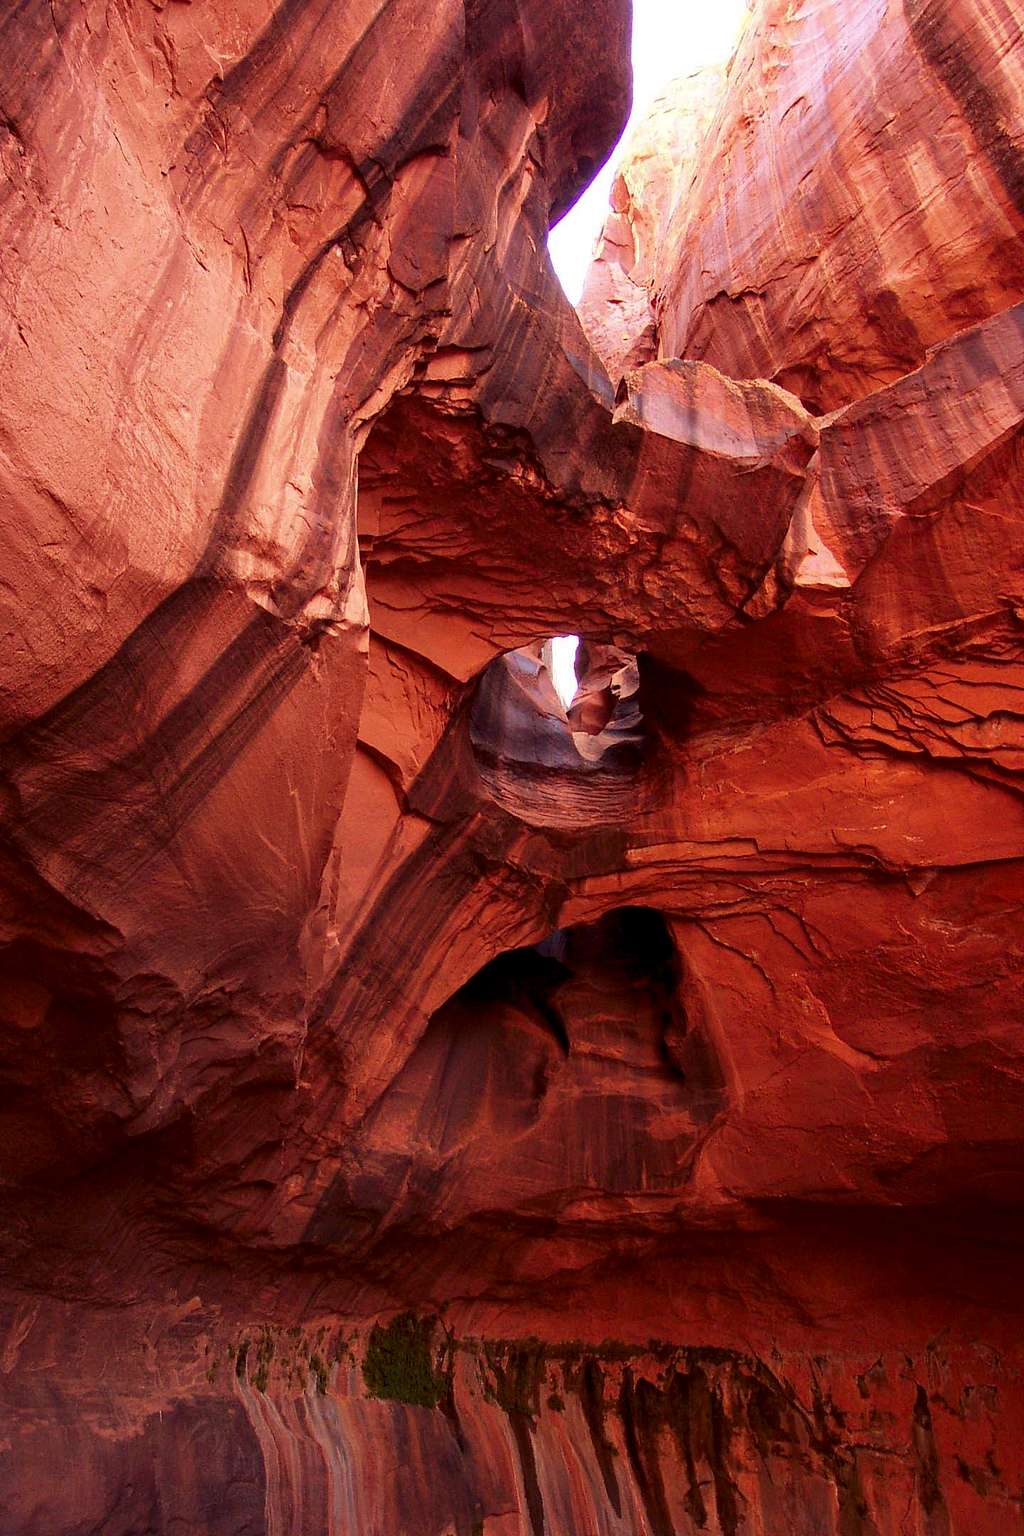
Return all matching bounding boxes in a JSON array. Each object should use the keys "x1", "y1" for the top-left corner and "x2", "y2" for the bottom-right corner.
[{"x1": 1, "y1": 0, "x2": 1024, "y2": 1531}]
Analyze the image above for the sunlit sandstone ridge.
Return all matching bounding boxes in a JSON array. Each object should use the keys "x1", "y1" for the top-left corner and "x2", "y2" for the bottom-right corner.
[{"x1": 1, "y1": 0, "x2": 1024, "y2": 1532}]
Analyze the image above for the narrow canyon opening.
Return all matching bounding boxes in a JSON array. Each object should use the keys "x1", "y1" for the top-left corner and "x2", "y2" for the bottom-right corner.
[{"x1": 469, "y1": 638, "x2": 646, "y2": 824}]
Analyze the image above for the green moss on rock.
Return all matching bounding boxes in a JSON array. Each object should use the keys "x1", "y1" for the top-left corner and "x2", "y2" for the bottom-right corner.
[
  {"x1": 253, "y1": 1330, "x2": 275, "y2": 1393},
  {"x1": 309, "y1": 1351, "x2": 329, "y2": 1395},
  {"x1": 362, "y1": 1312, "x2": 447, "y2": 1408}
]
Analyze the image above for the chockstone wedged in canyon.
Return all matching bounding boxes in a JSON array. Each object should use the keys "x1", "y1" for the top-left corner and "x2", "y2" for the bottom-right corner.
[{"x1": 1, "y1": 0, "x2": 1024, "y2": 1531}]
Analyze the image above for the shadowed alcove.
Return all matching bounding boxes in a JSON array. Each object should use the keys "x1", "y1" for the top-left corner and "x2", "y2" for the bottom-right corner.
[{"x1": 336, "y1": 907, "x2": 727, "y2": 1231}]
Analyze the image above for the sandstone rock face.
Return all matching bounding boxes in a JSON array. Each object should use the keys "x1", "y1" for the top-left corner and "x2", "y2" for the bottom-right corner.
[
  {"x1": 1, "y1": 0, "x2": 1024, "y2": 1532},
  {"x1": 656, "y1": 0, "x2": 1024, "y2": 412},
  {"x1": 578, "y1": 64, "x2": 732, "y2": 380}
]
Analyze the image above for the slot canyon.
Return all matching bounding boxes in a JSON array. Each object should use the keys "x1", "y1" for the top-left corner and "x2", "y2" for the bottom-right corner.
[{"x1": 1, "y1": 0, "x2": 1024, "y2": 1530}]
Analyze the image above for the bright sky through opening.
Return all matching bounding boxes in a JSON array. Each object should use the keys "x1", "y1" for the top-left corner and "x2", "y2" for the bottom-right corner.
[
  {"x1": 550, "y1": 635, "x2": 580, "y2": 710},
  {"x1": 548, "y1": 0, "x2": 748, "y2": 302}
]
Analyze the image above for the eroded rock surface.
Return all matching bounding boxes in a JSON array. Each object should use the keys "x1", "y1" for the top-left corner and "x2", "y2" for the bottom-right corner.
[
  {"x1": 1, "y1": 0, "x2": 1024, "y2": 1532},
  {"x1": 578, "y1": 63, "x2": 732, "y2": 380}
]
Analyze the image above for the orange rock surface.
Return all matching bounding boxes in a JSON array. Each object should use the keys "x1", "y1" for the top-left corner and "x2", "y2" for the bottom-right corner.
[
  {"x1": 1, "y1": 0, "x2": 1023, "y2": 1531},
  {"x1": 579, "y1": 64, "x2": 732, "y2": 379},
  {"x1": 655, "y1": 0, "x2": 1024, "y2": 412}
]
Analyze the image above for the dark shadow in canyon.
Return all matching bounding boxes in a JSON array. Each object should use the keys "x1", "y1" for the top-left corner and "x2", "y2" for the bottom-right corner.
[{"x1": 311, "y1": 907, "x2": 727, "y2": 1247}]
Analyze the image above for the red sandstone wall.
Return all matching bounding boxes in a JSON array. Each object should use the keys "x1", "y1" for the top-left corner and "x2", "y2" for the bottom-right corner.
[
  {"x1": 656, "y1": 0, "x2": 1024, "y2": 411},
  {"x1": 1, "y1": 0, "x2": 1023, "y2": 1530}
]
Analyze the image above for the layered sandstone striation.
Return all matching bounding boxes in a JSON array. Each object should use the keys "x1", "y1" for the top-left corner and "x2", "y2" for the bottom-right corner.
[
  {"x1": 588, "y1": 0, "x2": 1024, "y2": 412},
  {"x1": 1, "y1": 0, "x2": 1024, "y2": 1532},
  {"x1": 578, "y1": 64, "x2": 732, "y2": 379}
]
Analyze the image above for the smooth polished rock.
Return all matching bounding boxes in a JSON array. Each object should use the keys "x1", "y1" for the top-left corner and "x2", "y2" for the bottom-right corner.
[
  {"x1": 1, "y1": 0, "x2": 1023, "y2": 1530},
  {"x1": 579, "y1": 63, "x2": 732, "y2": 380}
]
